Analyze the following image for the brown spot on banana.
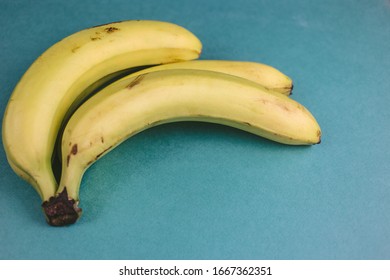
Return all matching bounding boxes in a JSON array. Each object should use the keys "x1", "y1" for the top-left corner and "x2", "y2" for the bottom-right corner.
[
  {"x1": 71, "y1": 46, "x2": 80, "y2": 53},
  {"x1": 88, "y1": 27, "x2": 119, "y2": 42},
  {"x1": 71, "y1": 144, "x2": 78, "y2": 155},
  {"x1": 104, "y1": 27, "x2": 119, "y2": 33},
  {"x1": 84, "y1": 145, "x2": 112, "y2": 167},
  {"x1": 126, "y1": 74, "x2": 145, "y2": 89},
  {"x1": 66, "y1": 144, "x2": 78, "y2": 167},
  {"x1": 95, "y1": 145, "x2": 113, "y2": 160},
  {"x1": 66, "y1": 155, "x2": 71, "y2": 167}
]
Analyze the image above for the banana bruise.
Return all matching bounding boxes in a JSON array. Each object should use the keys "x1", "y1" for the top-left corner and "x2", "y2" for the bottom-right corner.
[
  {"x1": 2, "y1": 20, "x2": 202, "y2": 205},
  {"x1": 47, "y1": 69, "x2": 321, "y2": 226}
]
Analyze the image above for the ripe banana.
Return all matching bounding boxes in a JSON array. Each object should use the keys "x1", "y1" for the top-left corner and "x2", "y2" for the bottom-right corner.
[
  {"x1": 131, "y1": 60, "x2": 293, "y2": 95},
  {"x1": 45, "y1": 69, "x2": 321, "y2": 226},
  {"x1": 2, "y1": 20, "x2": 202, "y2": 203},
  {"x1": 49, "y1": 59, "x2": 292, "y2": 180}
]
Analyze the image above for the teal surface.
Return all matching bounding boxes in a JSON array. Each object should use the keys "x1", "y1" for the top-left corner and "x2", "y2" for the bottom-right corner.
[{"x1": 1, "y1": 0, "x2": 389, "y2": 260}]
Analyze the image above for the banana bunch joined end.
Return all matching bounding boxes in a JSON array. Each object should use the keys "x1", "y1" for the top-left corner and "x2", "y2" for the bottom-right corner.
[{"x1": 41, "y1": 188, "x2": 81, "y2": 226}]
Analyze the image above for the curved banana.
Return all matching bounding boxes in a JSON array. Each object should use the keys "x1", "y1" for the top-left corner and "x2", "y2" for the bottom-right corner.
[
  {"x1": 49, "y1": 59, "x2": 293, "y2": 176},
  {"x1": 132, "y1": 60, "x2": 293, "y2": 95},
  {"x1": 2, "y1": 20, "x2": 202, "y2": 203},
  {"x1": 46, "y1": 69, "x2": 321, "y2": 226}
]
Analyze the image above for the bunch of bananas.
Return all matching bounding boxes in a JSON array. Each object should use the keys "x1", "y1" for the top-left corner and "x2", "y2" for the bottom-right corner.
[{"x1": 2, "y1": 20, "x2": 321, "y2": 226}]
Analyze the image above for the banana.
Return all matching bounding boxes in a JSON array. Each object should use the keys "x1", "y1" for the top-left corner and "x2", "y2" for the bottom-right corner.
[
  {"x1": 131, "y1": 60, "x2": 293, "y2": 95},
  {"x1": 46, "y1": 69, "x2": 321, "y2": 226},
  {"x1": 2, "y1": 20, "x2": 202, "y2": 205}
]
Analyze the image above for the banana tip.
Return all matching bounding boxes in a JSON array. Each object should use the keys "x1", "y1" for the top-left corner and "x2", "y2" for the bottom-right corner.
[
  {"x1": 41, "y1": 188, "x2": 82, "y2": 226},
  {"x1": 316, "y1": 129, "x2": 322, "y2": 144}
]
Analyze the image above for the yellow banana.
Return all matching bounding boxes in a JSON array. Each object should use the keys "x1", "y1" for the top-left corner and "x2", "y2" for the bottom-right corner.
[
  {"x1": 2, "y1": 20, "x2": 202, "y2": 206},
  {"x1": 132, "y1": 60, "x2": 293, "y2": 95},
  {"x1": 46, "y1": 69, "x2": 321, "y2": 226}
]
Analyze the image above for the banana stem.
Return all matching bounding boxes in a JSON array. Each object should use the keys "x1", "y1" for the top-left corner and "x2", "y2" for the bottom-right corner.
[{"x1": 41, "y1": 188, "x2": 82, "y2": 226}]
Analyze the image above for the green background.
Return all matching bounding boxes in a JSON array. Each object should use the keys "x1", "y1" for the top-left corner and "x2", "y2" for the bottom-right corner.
[{"x1": 1, "y1": 0, "x2": 389, "y2": 259}]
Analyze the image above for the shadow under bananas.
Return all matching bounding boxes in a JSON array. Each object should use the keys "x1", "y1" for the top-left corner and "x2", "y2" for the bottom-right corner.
[{"x1": 70, "y1": 121, "x2": 312, "y2": 224}]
